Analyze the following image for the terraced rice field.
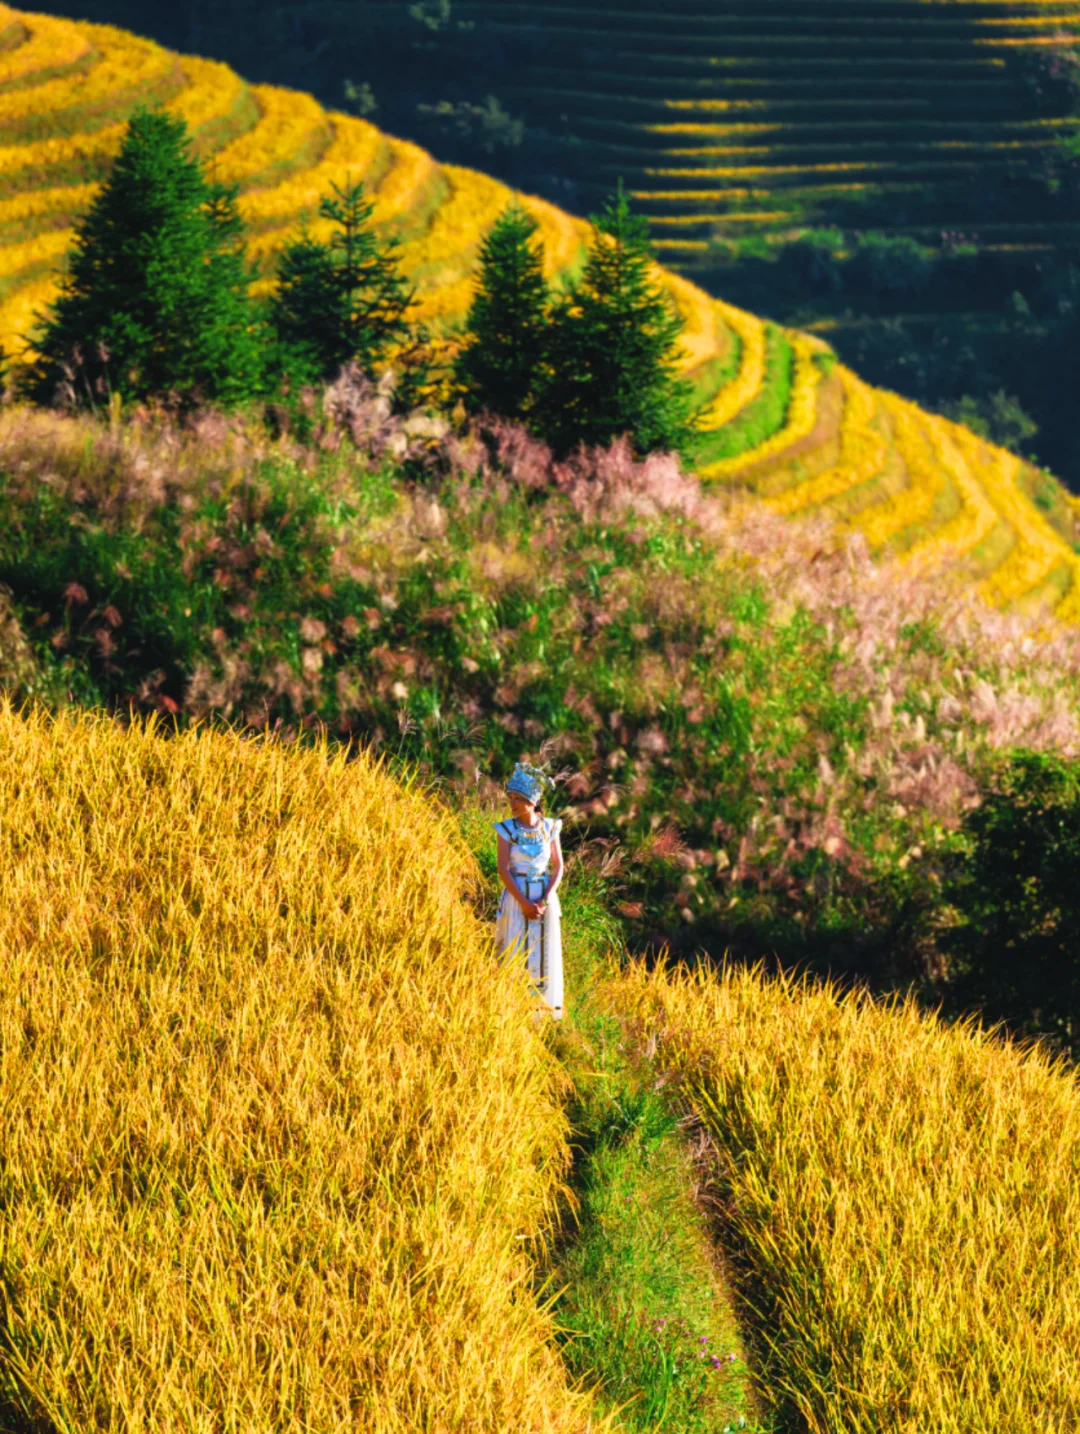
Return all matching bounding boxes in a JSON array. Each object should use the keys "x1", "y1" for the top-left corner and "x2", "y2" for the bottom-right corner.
[
  {"x1": 458, "y1": 0, "x2": 1080, "y2": 270},
  {"x1": 1, "y1": 4, "x2": 1080, "y2": 633}
]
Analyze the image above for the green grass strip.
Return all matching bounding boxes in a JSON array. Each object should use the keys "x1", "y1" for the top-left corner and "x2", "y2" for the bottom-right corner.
[
  {"x1": 691, "y1": 322, "x2": 793, "y2": 469},
  {"x1": 456, "y1": 811, "x2": 770, "y2": 1432}
]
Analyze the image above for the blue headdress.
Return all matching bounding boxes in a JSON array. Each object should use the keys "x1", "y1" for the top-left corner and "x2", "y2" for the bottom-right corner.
[{"x1": 506, "y1": 761, "x2": 551, "y2": 805}]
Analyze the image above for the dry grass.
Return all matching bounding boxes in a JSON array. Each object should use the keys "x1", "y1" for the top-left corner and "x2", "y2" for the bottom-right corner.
[
  {"x1": 0, "y1": 694, "x2": 618, "y2": 1433},
  {"x1": 603, "y1": 953, "x2": 1080, "y2": 1432}
]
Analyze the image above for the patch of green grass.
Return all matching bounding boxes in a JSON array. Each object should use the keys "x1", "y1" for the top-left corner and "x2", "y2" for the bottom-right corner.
[
  {"x1": 455, "y1": 808, "x2": 770, "y2": 1433},
  {"x1": 543, "y1": 1014, "x2": 771, "y2": 1434}
]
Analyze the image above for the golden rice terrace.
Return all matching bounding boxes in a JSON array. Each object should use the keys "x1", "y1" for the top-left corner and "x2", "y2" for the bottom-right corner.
[
  {"x1": 459, "y1": 0, "x2": 1080, "y2": 267},
  {"x1": 1, "y1": 3, "x2": 1080, "y2": 629}
]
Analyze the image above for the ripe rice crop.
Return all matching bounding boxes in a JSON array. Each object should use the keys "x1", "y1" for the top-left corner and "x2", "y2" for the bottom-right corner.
[
  {"x1": 976, "y1": 477, "x2": 1077, "y2": 613},
  {"x1": 211, "y1": 84, "x2": 329, "y2": 190},
  {"x1": 0, "y1": 12, "x2": 92, "y2": 90},
  {"x1": 517, "y1": 192, "x2": 590, "y2": 283},
  {"x1": 653, "y1": 237, "x2": 709, "y2": 253},
  {"x1": 605, "y1": 955, "x2": 1080, "y2": 1433},
  {"x1": 0, "y1": 224, "x2": 72, "y2": 280},
  {"x1": 0, "y1": 120, "x2": 126, "y2": 186},
  {"x1": 976, "y1": 33, "x2": 1080, "y2": 47},
  {"x1": 0, "y1": 696, "x2": 618, "y2": 1434},
  {"x1": 763, "y1": 367, "x2": 888, "y2": 517},
  {"x1": 901, "y1": 418, "x2": 1010, "y2": 581},
  {"x1": 385, "y1": 163, "x2": 511, "y2": 285},
  {"x1": 0, "y1": 25, "x2": 178, "y2": 137},
  {"x1": 650, "y1": 212, "x2": 790, "y2": 226},
  {"x1": 0, "y1": 268, "x2": 63, "y2": 356},
  {"x1": 666, "y1": 267, "x2": 732, "y2": 369},
  {"x1": 367, "y1": 135, "x2": 446, "y2": 235},
  {"x1": 846, "y1": 392, "x2": 949, "y2": 553},
  {"x1": 238, "y1": 114, "x2": 393, "y2": 234},
  {"x1": 694, "y1": 323, "x2": 793, "y2": 469},
  {"x1": 699, "y1": 298, "x2": 765, "y2": 428},
  {"x1": 700, "y1": 332, "x2": 822, "y2": 481},
  {"x1": 0, "y1": 179, "x2": 96, "y2": 232},
  {"x1": 973, "y1": 11, "x2": 1080, "y2": 27},
  {"x1": 167, "y1": 55, "x2": 252, "y2": 147}
]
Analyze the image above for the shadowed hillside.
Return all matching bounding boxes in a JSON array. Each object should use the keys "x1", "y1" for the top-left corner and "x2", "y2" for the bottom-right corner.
[{"x1": 0, "y1": 5, "x2": 1079, "y2": 627}]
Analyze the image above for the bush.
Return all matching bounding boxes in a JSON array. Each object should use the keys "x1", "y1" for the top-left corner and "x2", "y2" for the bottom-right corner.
[
  {"x1": 848, "y1": 232, "x2": 934, "y2": 298},
  {"x1": 936, "y1": 748, "x2": 1080, "y2": 1062},
  {"x1": 415, "y1": 94, "x2": 525, "y2": 159},
  {"x1": 935, "y1": 390, "x2": 1040, "y2": 459},
  {"x1": 777, "y1": 228, "x2": 846, "y2": 295}
]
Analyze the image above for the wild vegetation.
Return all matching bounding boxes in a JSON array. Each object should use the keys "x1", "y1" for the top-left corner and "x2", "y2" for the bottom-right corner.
[
  {"x1": 4, "y1": 373, "x2": 1080, "y2": 1064},
  {"x1": 0, "y1": 8, "x2": 1079, "y2": 631}
]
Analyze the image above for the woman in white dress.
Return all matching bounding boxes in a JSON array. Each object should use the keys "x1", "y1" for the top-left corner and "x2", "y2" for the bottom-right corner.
[{"x1": 494, "y1": 762, "x2": 564, "y2": 1021}]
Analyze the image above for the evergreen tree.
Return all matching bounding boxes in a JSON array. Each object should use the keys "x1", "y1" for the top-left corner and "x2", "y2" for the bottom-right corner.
[
  {"x1": 534, "y1": 181, "x2": 698, "y2": 459},
  {"x1": 266, "y1": 177, "x2": 414, "y2": 389},
  {"x1": 22, "y1": 107, "x2": 262, "y2": 410},
  {"x1": 453, "y1": 198, "x2": 549, "y2": 422}
]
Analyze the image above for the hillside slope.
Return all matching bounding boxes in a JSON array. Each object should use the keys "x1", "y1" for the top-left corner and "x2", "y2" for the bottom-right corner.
[
  {"x1": 1, "y1": 5, "x2": 1080, "y2": 630},
  {"x1": 463, "y1": 0, "x2": 1080, "y2": 269},
  {"x1": 0, "y1": 695, "x2": 617, "y2": 1431}
]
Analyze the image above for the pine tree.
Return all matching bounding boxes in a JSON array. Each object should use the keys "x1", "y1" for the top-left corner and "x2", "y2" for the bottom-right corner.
[
  {"x1": 266, "y1": 178, "x2": 414, "y2": 389},
  {"x1": 22, "y1": 107, "x2": 262, "y2": 410},
  {"x1": 453, "y1": 198, "x2": 549, "y2": 422},
  {"x1": 534, "y1": 181, "x2": 698, "y2": 459}
]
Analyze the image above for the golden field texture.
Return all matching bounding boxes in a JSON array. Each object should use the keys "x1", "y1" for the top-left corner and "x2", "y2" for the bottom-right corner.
[
  {"x1": 602, "y1": 955, "x2": 1080, "y2": 1433},
  {"x1": 0, "y1": 695, "x2": 619, "y2": 1433},
  {"x1": 0, "y1": 7, "x2": 1079, "y2": 628}
]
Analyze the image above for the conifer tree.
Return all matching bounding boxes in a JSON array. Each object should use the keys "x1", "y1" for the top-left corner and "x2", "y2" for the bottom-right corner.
[
  {"x1": 23, "y1": 107, "x2": 262, "y2": 410},
  {"x1": 534, "y1": 181, "x2": 698, "y2": 459},
  {"x1": 454, "y1": 199, "x2": 549, "y2": 422},
  {"x1": 267, "y1": 178, "x2": 414, "y2": 389}
]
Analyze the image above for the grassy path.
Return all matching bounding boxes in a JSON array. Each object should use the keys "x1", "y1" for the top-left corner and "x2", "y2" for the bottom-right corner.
[{"x1": 461, "y1": 806, "x2": 772, "y2": 1433}]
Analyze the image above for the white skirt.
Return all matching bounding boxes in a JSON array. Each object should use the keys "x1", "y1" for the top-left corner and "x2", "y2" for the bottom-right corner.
[{"x1": 495, "y1": 873, "x2": 563, "y2": 1020}]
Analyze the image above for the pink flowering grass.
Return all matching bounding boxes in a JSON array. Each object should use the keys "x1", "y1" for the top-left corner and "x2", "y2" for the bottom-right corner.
[{"x1": 1, "y1": 382, "x2": 1079, "y2": 998}]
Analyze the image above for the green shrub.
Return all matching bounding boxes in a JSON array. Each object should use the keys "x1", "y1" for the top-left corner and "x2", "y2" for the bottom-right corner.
[
  {"x1": 936, "y1": 748, "x2": 1080, "y2": 1062},
  {"x1": 777, "y1": 228, "x2": 846, "y2": 296},
  {"x1": 935, "y1": 390, "x2": 1039, "y2": 460},
  {"x1": 848, "y1": 232, "x2": 934, "y2": 298}
]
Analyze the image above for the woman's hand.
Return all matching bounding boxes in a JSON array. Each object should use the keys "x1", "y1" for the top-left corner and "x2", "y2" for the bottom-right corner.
[{"x1": 520, "y1": 898, "x2": 546, "y2": 920}]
